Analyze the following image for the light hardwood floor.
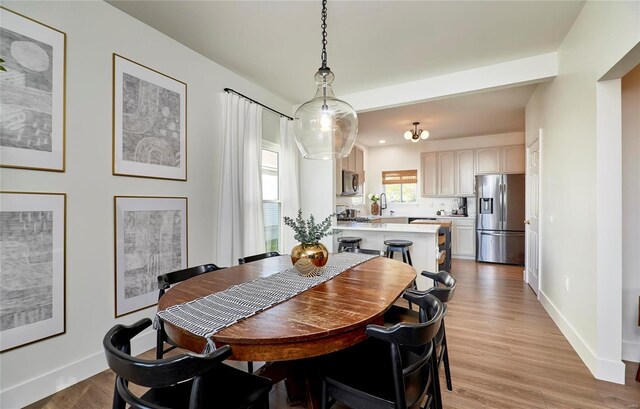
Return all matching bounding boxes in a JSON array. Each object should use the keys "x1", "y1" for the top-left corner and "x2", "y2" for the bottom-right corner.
[{"x1": 27, "y1": 260, "x2": 639, "y2": 409}]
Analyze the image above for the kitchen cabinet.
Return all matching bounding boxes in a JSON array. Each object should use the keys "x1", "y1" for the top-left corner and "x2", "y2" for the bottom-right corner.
[
  {"x1": 455, "y1": 149, "x2": 475, "y2": 196},
  {"x1": 421, "y1": 152, "x2": 438, "y2": 197},
  {"x1": 437, "y1": 151, "x2": 455, "y2": 196},
  {"x1": 422, "y1": 150, "x2": 474, "y2": 197},
  {"x1": 336, "y1": 146, "x2": 365, "y2": 195},
  {"x1": 451, "y1": 219, "x2": 475, "y2": 258},
  {"x1": 355, "y1": 146, "x2": 365, "y2": 184},
  {"x1": 475, "y1": 145, "x2": 525, "y2": 174},
  {"x1": 475, "y1": 147, "x2": 501, "y2": 174},
  {"x1": 502, "y1": 145, "x2": 526, "y2": 173}
]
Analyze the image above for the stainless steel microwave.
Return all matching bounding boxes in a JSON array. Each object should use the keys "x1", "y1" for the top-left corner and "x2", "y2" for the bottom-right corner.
[{"x1": 342, "y1": 171, "x2": 359, "y2": 195}]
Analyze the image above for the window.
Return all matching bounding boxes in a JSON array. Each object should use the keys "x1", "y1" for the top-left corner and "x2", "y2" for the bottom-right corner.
[
  {"x1": 382, "y1": 170, "x2": 417, "y2": 203},
  {"x1": 262, "y1": 144, "x2": 281, "y2": 252}
]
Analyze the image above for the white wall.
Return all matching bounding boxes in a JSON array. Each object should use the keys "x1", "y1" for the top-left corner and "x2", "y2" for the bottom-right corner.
[
  {"x1": 525, "y1": 1, "x2": 640, "y2": 382},
  {"x1": 0, "y1": 1, "x2": 293, "y2": 407},
  {"x1": 622, "y1": 64, "x2": 640, "y2": 363},
  {"x1": 364, "y1": 132, "x2": 524, "y2": 216}
]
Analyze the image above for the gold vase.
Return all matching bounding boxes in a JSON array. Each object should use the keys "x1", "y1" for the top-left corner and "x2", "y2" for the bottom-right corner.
[
  {"x1": 291, "y1": 242, "x2": 329, "y2": 277},
  {"x1": 371, "y1": 202, "x2": 380, "y2": 216}
]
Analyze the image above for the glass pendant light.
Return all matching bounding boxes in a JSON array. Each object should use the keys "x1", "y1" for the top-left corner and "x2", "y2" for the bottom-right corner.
[{"x1": 294, "y1": 0, "x2": 358, "y2": 160}]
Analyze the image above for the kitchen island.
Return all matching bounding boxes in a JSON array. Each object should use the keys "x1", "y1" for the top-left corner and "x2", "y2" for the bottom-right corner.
[{"x1": 332, "y1": 222, "x2": 441, "y2": 290}]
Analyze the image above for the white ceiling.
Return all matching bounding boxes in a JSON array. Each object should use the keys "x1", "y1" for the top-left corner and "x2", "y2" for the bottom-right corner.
[
  {"x1": 356, "y1": 84, "x2": 537, "y2": 146},
  {"x1": 107, "y1": 0, "x2": 584, "y2": 105}
]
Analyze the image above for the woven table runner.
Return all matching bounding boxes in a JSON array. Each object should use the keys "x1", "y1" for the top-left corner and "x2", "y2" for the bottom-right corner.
[{"x1": 155, "y1": 252, "x2": 376, "y2": 352}]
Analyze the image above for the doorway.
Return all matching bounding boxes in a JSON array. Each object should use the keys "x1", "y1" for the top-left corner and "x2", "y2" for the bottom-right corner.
[{"x1": 525, "y1": 136, "x2": 541, "y2": 296}]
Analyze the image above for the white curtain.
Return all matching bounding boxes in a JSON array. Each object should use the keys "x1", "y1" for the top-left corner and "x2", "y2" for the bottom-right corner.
[
  {"x1": 216, "y1": 92, "x2": 266, "y2": 266},
  {"x1": 280, "y1": 117, "x2": 300, "y2": 251}
]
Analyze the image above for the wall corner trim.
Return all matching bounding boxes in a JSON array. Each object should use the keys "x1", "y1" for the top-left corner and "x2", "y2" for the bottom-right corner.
[{"x1": 0, "y1": 331, "x2": 156, "y2": 408}]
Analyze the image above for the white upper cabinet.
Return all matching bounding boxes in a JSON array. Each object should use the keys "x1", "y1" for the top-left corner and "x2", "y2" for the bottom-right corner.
[
  {"x1": 336, "y1": 145, "x2": 365, "y2": 195},
  {"x1": 475, "y1": 147, "x2": 501, "y2": 174},
  {"x1": 422, "y1": 149, "x2": 474, "y2": 197},
  {"x1": 502, "y1": 145, "x2": 526, "y2": 174},
  {"x1": 455, "y1": 149, "x2": 475, "y2": 196},
  {"x1": 354, "y1": 146, "x2": 365, "y2": 184},
  {"x1": 421, "y1": 152, "x2": 438, "y2": 197},
  {"x1": 476, "y1": 145, "x2": 525, "y2": 174},
  {"x1": 421, "y1": 145, "x2": 524, "y2": 197},
  {"x1": 438, "y1": 151, "x2": 455, "y2": 196}
]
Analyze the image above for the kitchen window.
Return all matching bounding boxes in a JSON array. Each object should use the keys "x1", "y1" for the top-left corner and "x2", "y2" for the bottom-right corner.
[
  {"x1": 262, "y1": 142, "x2": 281, "y2": 252},
  {"x1": 382, "y1": 169, "x2": 417, "y2": 203}
]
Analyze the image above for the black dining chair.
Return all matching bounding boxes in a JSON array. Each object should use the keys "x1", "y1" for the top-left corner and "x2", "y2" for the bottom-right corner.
[
  {"x1": 104, "y1": 318, "x2": 272, "y2": 409},
  {"x1": 344, "y1": 247, "x2": 385, "y2": 256},
  {"x1": 386, "y1": 270, "x2": 457, "y2": 401},
  {"x1": 320, "y1": 294, "x2": 444, "y2": 409},
  {"x1": 156, "y1": 263, "x2": 225, "y2": 359},
  {"x1": 238, "y1": 251, "x2": 281, "y2": 264}
]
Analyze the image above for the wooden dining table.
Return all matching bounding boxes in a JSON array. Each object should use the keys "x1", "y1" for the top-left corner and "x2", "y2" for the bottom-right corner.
[{"x1": 158, "y1": 255, "x2": 416, "y2": 407}]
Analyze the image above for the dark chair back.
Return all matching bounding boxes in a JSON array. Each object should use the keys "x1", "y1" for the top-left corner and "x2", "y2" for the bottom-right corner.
[
  {"x1": 365, "y1": 295, "x2": 443, "y2": 408},
  {"x1": 344, "y1": 247, "x2": 385, "y2": 256},
  {"x1": 157, "y1": 263, "x2": 224, "y2": 299},
  {"x1": 238, "y1": 251, "x2": 280, "y2": 264},
  {"x1": 104, "y1": 318, "x2": 232, "y2": 409},
  {"x1": 156, "y1": 264, "x2": 224, "y2": 359},
  {"x1": 419, "y1": 270, "x2": 457, "y2": 303}
]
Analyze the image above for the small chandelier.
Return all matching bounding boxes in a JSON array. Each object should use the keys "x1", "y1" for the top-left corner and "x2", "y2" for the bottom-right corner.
[
  {"x1": 293, "y1": 0, "x2": 358, "y2": 160},
  {"x1": 404, "y1": 122, "x2": 429, "y2": 143}
]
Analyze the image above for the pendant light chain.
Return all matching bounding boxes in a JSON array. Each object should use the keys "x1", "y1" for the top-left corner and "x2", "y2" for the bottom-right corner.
[
  {"x1": 320, "y1": 0, "x2": 328, "y2": 68},
  {"x1": 292, "y1": 0, "x2": 357, "y2": 160}
]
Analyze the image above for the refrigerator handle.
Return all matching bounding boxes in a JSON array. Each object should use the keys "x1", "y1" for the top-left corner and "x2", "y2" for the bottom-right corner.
[{"x1": 497, "y1": 183, "x2": 503, "y2": 223}]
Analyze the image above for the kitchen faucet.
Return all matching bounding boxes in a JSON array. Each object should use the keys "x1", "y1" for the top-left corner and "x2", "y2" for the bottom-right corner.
[{"x1": 379, "y1": 193, "x2": 387, "y2": 216}]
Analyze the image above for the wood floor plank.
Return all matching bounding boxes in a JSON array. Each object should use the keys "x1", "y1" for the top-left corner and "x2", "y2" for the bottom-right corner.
[{"x1": 25, "y1": 260, "x2": 639, "y2": 409}]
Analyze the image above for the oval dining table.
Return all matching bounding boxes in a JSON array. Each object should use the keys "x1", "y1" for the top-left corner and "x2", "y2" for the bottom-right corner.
[{"x1": 158, "y1": 254, "x2": 416, "y2": 407}]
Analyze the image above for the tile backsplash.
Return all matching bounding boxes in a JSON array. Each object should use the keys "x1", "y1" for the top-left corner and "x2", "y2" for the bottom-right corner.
[{"x1": 337, "y1": 195, "x2": 476, "y2": 217}]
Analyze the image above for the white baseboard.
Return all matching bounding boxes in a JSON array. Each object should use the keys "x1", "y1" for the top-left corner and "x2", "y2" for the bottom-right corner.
[
  {"x1": 538, "y1": 290, "x2": 625, "y2": 384},
  {"x1": 451, "y1": 255, "x2": 475, "y2": 260},
  {"x1": 0, "y1": 330, "x2": 156, "y2": 409},
  {"x1": 622, "y1": 339, "x2": 640, "y2": 363}
]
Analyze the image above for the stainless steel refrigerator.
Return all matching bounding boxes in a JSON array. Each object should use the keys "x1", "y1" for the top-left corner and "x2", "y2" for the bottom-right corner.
[{"x1": 475, "y1": 174, "x2": 525, "y2": 265}]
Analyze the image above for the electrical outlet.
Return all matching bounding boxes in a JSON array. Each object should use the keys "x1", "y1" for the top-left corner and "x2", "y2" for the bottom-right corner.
[{"x1": 564, "y1": 276, "x2": 569, "y2": 292}]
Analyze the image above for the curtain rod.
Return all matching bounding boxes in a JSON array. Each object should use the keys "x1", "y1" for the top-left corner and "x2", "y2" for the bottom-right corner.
[{"x1": 224, "y1": 88, "x2": 294, "y2": 121}]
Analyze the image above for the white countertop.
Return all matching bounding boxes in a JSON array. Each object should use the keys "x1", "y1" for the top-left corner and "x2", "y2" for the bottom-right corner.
[
  {"x1": 333, "y1": 222, "x2": 440, "y2": 234},
  {"x1": 377, "y1": 215, "x2": 474, "y2": 219}
]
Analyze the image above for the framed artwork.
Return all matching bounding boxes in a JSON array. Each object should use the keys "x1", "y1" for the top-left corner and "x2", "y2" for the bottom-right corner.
[
  {"x1": 114, "y1": 196, "x2": 187, "y2": 317},
  {"x1": 0, "y1": 7, "x2": 66, "y2": 172},
  {"x1": 0, "y1": 192, "x2": 66, "y2": 352},
  {"x1": 112, "y1": 54, "x2": 187, "y2": 180}
]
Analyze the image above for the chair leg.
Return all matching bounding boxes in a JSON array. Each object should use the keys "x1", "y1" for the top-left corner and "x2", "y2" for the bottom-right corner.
[
  {"x1": 402, "y1": 250, "x2": 407, "y2": 264},
  {"x1": 430, "y1": 346, "x2": 443, "y2": 409},
  {"x1": 406, "y1": 249, "x2": 413, "y2": 266},
  {"x1": 248, "y1": 361, "x2": 254, "y2": 373},
  {"x1": 321, "y1": 379, "x2": 328, "y2": 409},
  {"x1": 442, "y1": 325, "x2": 452, "y2": 391},
  {"x1": 156, "y1": 329, "x2": 164, "y2": 359}
]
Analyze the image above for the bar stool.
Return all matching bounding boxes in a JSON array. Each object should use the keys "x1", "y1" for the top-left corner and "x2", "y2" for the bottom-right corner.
[
  {"x1": 338, "y1": 237, "x2": 362, "y2": 252},
  {"x1": 384, "y1": 239, "x2": 413, "y2": 265},
  {"x1": 385, "y1": 240, "x2": 417, "y2": 308}
]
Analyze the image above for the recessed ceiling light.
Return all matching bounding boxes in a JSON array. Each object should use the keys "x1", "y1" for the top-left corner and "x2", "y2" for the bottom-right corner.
[{"x1": 378, "y1": 140, "x2": 386, "y2": 144}]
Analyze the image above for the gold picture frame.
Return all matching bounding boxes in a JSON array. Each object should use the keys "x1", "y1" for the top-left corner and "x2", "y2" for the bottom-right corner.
[
  {"x1": 0, "y1": 191, "x2": 66, "y2": 352},
  {"x1": 114, "y1": 196, "x2": 188, "y2": 317},
  {"x1": 112, "y1": 54, "x2": 187, "y2": 181},
  {"x1": 0, "y1": 7, "x2": 66, "y2": 172}
]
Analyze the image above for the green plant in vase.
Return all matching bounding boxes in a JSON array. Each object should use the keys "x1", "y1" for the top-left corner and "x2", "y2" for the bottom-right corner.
[
  {"x1": 283, "y1": 210, "x2": 335, "y2": 276},
  {"x1": 368, "y1": 193, "x2": 380, "y2": 216}
]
